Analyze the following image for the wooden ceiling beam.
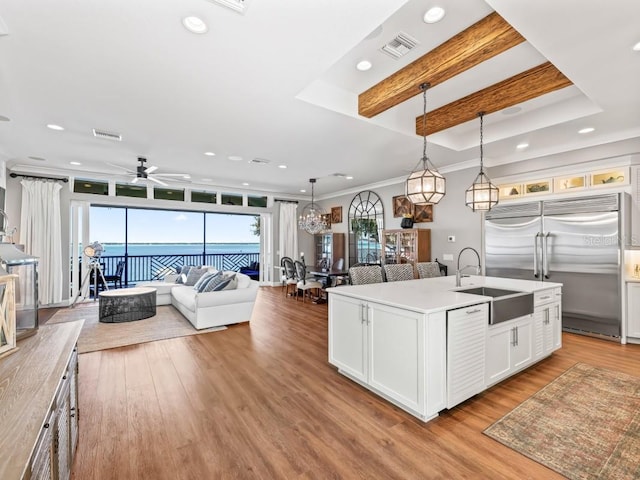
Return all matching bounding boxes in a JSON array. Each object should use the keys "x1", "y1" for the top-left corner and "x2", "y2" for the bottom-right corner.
[
  {"x1": 416, "y1": 62, "x2": 572, "y2": 136},
  {"x1": 358, "y1": 12, "x2": 525, "y2": 118}
]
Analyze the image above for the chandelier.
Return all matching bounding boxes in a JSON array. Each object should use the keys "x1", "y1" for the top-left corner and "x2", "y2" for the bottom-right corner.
[
  {"x1": 405, "y1": 83, "x2": 446, "y2": 204},
  {"x1": 465, "y1": 112, "x2": 499, "y2": 212},
  {"x1": 298, "y1": 178, "x2": 328, "y2": 235}
]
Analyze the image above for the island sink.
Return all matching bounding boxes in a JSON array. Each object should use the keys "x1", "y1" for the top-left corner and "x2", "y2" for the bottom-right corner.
[{"x1": 455, "y1": 286, "x2": 534, "y2": 325}]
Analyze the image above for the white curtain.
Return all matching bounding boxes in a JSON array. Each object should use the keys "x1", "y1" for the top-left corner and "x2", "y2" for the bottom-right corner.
[
  {"x1": 20, "y1": 179, "x2": 63, "y2": 305},
  {"x1": 278, "y1": 202, "x2": 298, "y2": 262}
]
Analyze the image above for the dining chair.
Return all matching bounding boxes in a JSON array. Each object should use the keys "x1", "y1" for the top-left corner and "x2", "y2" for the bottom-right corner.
[
  {"x1": 348, "y1": 265, "x2": 383, "y2": 285},
  {"x1": 294, "y1": 260, "x2": 323, "y2": 303},
  {"x1": 281, "y1": 257, "x2": 298, "y2": 297},
  {"x1": 416, "y1": 262, "x2": 442, "y2": 279},
  {"x1": 383, "y1": 264, "x2": 415, "y2": 282}
]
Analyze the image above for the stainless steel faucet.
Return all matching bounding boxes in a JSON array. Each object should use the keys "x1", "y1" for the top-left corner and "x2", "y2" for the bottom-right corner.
[{"x1": 456, "y1": 247, "x2": 481, "y2": 287}]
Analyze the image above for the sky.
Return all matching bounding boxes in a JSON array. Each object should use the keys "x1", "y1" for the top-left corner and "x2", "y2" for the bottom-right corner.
[{"x1": 90, "y1": 206, "x2": 259, "y2": 243}]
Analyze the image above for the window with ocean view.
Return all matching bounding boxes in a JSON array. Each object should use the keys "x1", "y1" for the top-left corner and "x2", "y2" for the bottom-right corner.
[{"x1": 87, "y1": 206, "x2": 260, "y2": 284}]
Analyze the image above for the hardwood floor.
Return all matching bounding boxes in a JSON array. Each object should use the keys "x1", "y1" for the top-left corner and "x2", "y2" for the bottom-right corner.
[{"x1": 70, "y1": 286, "x2": 640, "y2": 479}]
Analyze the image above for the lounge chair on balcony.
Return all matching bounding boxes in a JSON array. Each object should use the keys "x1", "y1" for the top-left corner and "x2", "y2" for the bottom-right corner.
[
  {"x1": 103, "y1": 261, "x2": 125, "y2": 289},
  {"x1": 239, "y1": 261, "x2": 260, "y2": 280}
]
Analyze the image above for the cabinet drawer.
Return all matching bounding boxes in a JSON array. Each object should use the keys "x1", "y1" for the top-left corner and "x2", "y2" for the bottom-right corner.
[{"x1": 534, "y1": 288, "x2": 559, "y2": 306}]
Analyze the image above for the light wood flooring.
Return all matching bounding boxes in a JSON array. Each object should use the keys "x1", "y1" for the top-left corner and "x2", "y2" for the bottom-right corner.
[{"x1": 69, "y1": 286, "x2": 640, "y2": 479}]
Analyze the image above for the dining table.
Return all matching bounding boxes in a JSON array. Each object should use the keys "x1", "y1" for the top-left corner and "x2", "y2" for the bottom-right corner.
[{"x1": 309, "y1": 268, "x2": 349, "y2": 289}]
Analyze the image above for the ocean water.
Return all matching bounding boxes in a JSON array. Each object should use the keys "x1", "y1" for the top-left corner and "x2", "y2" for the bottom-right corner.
[{"x1": 98, "y1": 243, "x2": 259, "y2": 257}]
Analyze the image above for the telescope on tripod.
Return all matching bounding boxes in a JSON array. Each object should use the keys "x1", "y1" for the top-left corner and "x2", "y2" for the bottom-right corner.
[{"x1": 70, "y1": 241, "x2": 108, "y2": 307}]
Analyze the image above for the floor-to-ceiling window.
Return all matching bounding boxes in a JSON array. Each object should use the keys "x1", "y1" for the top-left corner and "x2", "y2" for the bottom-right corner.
[{"x1": 85, "y1": 206, "x2": 260, "y2": 284}]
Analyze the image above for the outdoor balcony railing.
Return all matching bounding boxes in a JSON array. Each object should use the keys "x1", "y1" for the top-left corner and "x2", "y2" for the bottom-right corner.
[{"x1": 77, "y1": 252, "x2": 260, "y2": 287}]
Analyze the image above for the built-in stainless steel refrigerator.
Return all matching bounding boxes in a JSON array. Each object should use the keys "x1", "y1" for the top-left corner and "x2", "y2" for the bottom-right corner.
[{"x1": 485, "y1": 194, "x2": 621, "y2": 338}]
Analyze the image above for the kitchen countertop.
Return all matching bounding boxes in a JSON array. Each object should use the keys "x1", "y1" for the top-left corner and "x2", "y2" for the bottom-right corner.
[{"x1": 326, "y1": 275, "x2": 562, "y2": 314}]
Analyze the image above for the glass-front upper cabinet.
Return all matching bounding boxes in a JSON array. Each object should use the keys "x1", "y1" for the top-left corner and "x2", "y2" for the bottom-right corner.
[
  {"x1": 382, "y1": 229, "x2": 431, "y2": 265},
  {"x1": 314, "y1": 233, "x2": 345, "y2": 270}
]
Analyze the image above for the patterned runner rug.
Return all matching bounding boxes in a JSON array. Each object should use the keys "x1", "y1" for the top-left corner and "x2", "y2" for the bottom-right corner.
[
  {"x1": 46, "y1": 302, "x2": 226, "y2": 353},
  {"x1": 484, "y1": 363, "x2": 640, "y2": 480}
]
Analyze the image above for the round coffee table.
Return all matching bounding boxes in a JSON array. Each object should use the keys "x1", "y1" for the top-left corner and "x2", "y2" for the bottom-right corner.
[{"x1": 98, "y1": 287, "x2": 157, "y2": 323}]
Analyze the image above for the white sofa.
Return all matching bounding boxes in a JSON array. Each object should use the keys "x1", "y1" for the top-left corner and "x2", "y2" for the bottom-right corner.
[{"x1": 138, "y1": 271, "x2": 259, "y2": 330}]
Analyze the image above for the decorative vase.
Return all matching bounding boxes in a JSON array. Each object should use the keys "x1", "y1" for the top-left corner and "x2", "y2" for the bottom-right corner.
[{"x1": 400, "y1": 216, "x2": 414, "y2": 229}]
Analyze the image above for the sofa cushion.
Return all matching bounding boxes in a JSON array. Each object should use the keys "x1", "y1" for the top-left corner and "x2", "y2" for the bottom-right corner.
[{"x1": 185, "y1": 267, "x2": 208, "y2": 286}]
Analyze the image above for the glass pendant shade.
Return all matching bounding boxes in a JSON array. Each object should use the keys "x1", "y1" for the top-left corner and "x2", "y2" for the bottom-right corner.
[
  {"x1": 465, "y1": 171, "x2": 498, "y2": 211},
  {"x1": 298, "y1": 178, "x2": 328, "y2": 234},
  {"x1": 405, "y1": 83, "x2": 445, "y2": 205},
  {"x1": 466, "y1": 111, "x2": 498, "y2": 212},
  {"x1": 406, "y1": 158, "x2": 446, "y2": 204}
]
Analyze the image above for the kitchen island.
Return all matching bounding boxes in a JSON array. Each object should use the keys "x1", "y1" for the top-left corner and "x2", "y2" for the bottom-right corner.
[{"x1": 327, "y1": 275, "x2": 562, "y2": 422}]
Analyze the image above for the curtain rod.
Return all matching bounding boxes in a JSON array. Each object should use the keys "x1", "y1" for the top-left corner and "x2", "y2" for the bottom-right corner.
[
  {"x1": 10, "y1": 172, "x2": 69, "y2": 183},
  {"x1": 274, "y1": 199, "x2": 299, "y2": 204}
]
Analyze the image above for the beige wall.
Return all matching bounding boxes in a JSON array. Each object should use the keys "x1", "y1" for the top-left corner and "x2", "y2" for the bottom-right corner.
[{"x1": 313, "y1": 167, "x2": 484, "y2": 274}]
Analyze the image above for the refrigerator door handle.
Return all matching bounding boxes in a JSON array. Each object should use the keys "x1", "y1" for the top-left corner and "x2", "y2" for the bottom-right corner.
[
  {"x1": 534, "y1": 233, "x2": 541, "y2": 278},
  {"x1": 543, "y1": 232, "x2": 550, "y2": 279}
]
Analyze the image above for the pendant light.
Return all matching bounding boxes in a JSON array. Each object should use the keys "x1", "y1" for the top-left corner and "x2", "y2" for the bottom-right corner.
[
  {"x1": 465, "y1": 112, "x2": 498, "y2": 212},
  {"x1": 298, "y1": 178, "x2": 328, "y2": 235},
  {"x1": 405, "y1": 83, "x2": 446, "y2": 204}
]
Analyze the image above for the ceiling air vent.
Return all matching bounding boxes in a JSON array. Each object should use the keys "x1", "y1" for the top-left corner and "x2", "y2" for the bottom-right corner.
[
  {"x1": 93, "y1": 129, "x2": 122, "y2": 141},
  {"x1": 206, "y1": 0, "x2": 251, "y2": 14},
  {"x1": 380, "y1": 32, "x2": 419, "y2": 59},
  {"x1": 249, "y1": 158, "x2": 270, "y2": 165}
]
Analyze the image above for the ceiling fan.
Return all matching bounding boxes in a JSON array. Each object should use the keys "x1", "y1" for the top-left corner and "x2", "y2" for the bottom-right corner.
[{"x1": 110, "y1": 157, "x2": 191, "y2": 186}]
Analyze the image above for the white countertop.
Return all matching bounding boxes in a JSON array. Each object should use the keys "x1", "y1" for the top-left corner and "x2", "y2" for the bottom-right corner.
[{"x1": 326, "y1": 275, "x2": 562, "y2": 314}]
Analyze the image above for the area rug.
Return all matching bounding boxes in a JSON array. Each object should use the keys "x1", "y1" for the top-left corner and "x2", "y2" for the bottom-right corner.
[
  {"x1": 46, "y1": 302, "x2": 226, "y2": 353},
  {"x1": 484, "y1": 363, "x2": 640, "y2": 480}
]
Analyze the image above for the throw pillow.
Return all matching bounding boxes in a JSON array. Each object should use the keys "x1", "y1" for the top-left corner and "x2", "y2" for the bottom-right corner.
[
  {"x1": 176, "y1": 265, "x2": 194, "y2": 284},
  {"x1": 201, "y1": 273, "x2": 230, "y2": 293},
  {"x1": 194, "y1": 271, "x2": 221, "y2": 292},
  {"x1": 212, "y1": 277, "x2": 232, "y2": 291},
  {"x1": 221, "y1": 275, "x2": 238, "y2": 291},
  {"x1": 185, "y1": 267, "x2": 208, "y2": 286}
]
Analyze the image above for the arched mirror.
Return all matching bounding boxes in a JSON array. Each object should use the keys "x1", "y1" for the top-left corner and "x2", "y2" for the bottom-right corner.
[{"x1": 348, "y1": 191, "x2": 384, "y2": 267}]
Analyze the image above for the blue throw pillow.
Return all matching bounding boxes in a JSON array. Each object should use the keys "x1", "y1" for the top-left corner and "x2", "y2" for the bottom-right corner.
[
  {"x1": 194, "y1": 271, "x2": 221, "y2": 292},
  {"x1": 201, "y1": 273, "x2": 229, "y2": 292}
]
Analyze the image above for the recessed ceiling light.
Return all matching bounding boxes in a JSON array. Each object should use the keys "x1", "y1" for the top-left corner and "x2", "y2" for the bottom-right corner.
[
  {"x1": 183, "y1": 174, "x2": 191, "y2": 179},
  {"x1": 204, "y1": 151, "x2": 216, "y2": 156},
  {"x1": 345, "y1": 175, "x2": 354, "y2": 180},
  {"x1": 633, "y1": 41, "x2": 640, "y2": 52},
  {"x1": 228, "y1": 155, "x2": 243, "y2": 161},
  {"x1": 0, "y1": 115, "x2": 10, "y2": 122},
  {"x1": 182, "y1": 16, "x2": 208, "y2": 34},
  {"x1": 300, "y1": 189, "x2": 306, "y2": 193},
  {"x1": 69, "y1": 161, "x2": 82, "y2": 165},
  {"x1": 242, "y1": 182, "x2": 250, "y2": 186},
  {"x1": 47, "y1": 124, "x2": 64, "y2": 131},
  {"x1": 28, "y1": 156, "x2": 46, "y2": 161},
  {"x1": 502, "y1": 106, "x2": 522, "y2": 115},
  {"x1": 516, "y1": 143, "x2": 529, "y2": 149},
  {"x1": 578, "y1": 127, "x2": 595, "y2": 134},
  {"x1": 278, "y1": 164, "x2": 287, "y2": 169},
  {"x1": 356, "y1": 60, "x2": 372, "y2": 71},
  {"x1": 423, "y1": 6, "x2": 446, "y2": 24}
]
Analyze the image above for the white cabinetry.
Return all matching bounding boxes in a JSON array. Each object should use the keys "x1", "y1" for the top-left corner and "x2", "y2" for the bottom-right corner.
[
  {"x1": 533, "y1": 287, "x2": 562, "y2": 360},
  {"x1": 328, "y1": 294, "x2": 446, "y2": 420},
  {"x1": 486, "y1": 315, "x2": 533, "y2": 386},
  {"x1": 446, "y1": 303, "x2": 487, "y2": 408},
  {"x1": 328, "y1": 295, "x2": 367, "y2": 382},
  {"x1": 626, "y1": 283, "x2": 640, "y2": 339}
]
